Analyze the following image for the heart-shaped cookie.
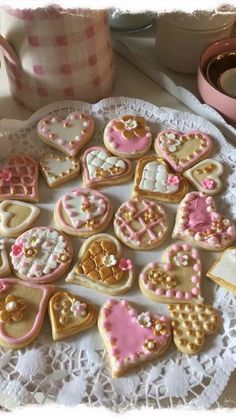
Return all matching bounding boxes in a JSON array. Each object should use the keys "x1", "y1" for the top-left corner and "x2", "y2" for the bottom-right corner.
[
  {"x1": 133, "y1": 155, "x2": 189, "y2": 203},
  {"x1": 168, "y1": 303, "x2": 220, "y2": 355},
  {"x1": 154, "y1": 130, "x2": 213, "y2": 173},
  {"x1": 54, "y1": 188, "x2": 113, "y2": 237},
  {"x1": 82, "y1": 146, "x2": 133, "y2": 188},
  {"x1": 139, "y1": 243, "x2": 202, "y2": 304},
  {"x1": 66, "y1": 234, "x2": 134, "y2": 295},
  {"x1": 48, "y1": 290, "x2": 97, "y2": 341},
  {"x1": 172, "y1": 192, "x2": 235, "y2": 251},
  {"x1": 0, "y1": 239, "x2": 11, "y2": 277},
  {"x1": 37, "y1": 112, "x2": 94, "y2": 157},
  {"x1": 0, "y1": 277, "x2": 54, "y2": 349},
  {"x1": 98, "y1": 299, "x2": 171, "y2": 376},
  {"x1": 10, "y1": 226, "x2": 73, "y2": 283},
  {"x1": 0, "y1": 200, "x2": 40, "y2": 237},
  {"x1": 207, "y1": 247, "x2": 236, "y2": 293},
  {"x1": 183, "y1": 159, "x2": 224, "y2": 196},
  {"x1": 0, "y1": 155, "x2": 39, "y2": 202},
  {"x1": 40, "y1": 153, "x2": 80, "y2": 188}
]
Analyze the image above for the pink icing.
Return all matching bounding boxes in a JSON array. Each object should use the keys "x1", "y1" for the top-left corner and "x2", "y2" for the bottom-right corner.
[
  {"x1": 0, "y1": 280, "x2": 9, "y2": 293},
  {"x1": 167, "y1": 174, "x2": 180, "y2": 185},
  {"x1": 119, "y1": 259, "x2": 133, "y2": 271},
  {"x1": 201, "y1": 178, "x2": 217, "y2": 190},
  {"x1": 187, "y1": 196, "x2": 212, "y2": 232}
]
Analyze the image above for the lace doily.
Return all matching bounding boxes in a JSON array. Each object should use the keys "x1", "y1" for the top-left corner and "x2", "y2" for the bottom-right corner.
[{"x1": 0, "y1": 97, "x2": 235, "y2": 410}]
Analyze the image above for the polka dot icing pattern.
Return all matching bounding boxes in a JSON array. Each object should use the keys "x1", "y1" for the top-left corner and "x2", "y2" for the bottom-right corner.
[
  {"x1": 172, "y1": 192, "x2": 236, "y2": 250},
  {"x1": 154, "y1": 130, "x2": 213, "y2": 172},
  {"x1": 39, "y1": 154, "x2": 80, "y2": 188},
  {"x1": 113, "y1": 198, "x2": 168, "y2": 249},
  {"x1": 139, "y1": 243, "x2": 202, "y2": 304},
  {"x1": 98, "y1": 299, "x2": 171, "y2": 376},
  {"x1": 10, "y1": 227, "x2": 73, "y2": 283}
]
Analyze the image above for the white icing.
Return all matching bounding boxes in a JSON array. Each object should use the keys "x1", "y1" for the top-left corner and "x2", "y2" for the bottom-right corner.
[
  {"x1": 159, "y1": 134, "x2": 182, "y2": 152},
  {"x1": 41, "y1": 156, "x2": 77, "y2": 186},
  {"x1": 209, "y1": 248, "x2": 236, "y2": 285},
  {"x1": 41, "y1": 116, "x2": 89, "y2": 143},
  {"x1": 0, "y1": 200, "x2": 40, "y2": 236},
  {"x1": 139, "y1": 162, "x2": 179, "y2": 193},
  {"x1": 86, "y1": 149, "x2": 126, "y2": 179}
]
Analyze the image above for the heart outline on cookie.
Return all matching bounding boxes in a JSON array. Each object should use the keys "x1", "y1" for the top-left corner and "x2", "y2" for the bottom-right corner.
[
  {"x1": 82, "y1": 146, "x2": 133, "y2": 188},
  {"x1": 139, "y1": 242, "x2": 202, "y2": 304},
  {"x1": 0, "y1": 239, "x2": 11, "y2": 277},
  {"x1": 133, "y1": 155, "x2": 189, "y2": 203},
  {"x1": 207, "y1": 247, "x2": 236, "y2": 293},
  {"x1": 154, "y1": 130, "x2": 213, "y2": 172},
  {"x1": 40, "y1": 153, "x2": 80, "y2": 188},
  {"x1": 37, "y1": 112, "x2": 94, "y2": 157},
  {"x1": 65, "y1": 234, "x2": 134, "y2": 295},
  {"x1": 183, "y1": 158, "x2": 224, "y2": 196},
  {"x1": 98, "y1": 299, "x2": 171, "y2": 376},
  {"x1": 0, "y1": 200, "x2": 40, "y2": 237},
  {"x1": 172, "y1": 192, "x2": 235, "y2": 251}
]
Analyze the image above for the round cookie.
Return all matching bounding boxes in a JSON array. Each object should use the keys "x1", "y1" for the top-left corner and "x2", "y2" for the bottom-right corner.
[
  {"x1": 54, "y1": 188, "x2": 113, "y2": 238},
  {"x1": 103, "y1": 115, "x2": 152, "y2": 159},
  {"x1": 10, "y1": 226, "x2": 73, "y2": 283},
  {"x1": 113, "y1": 197, "x2": 168, "y2": 250}
]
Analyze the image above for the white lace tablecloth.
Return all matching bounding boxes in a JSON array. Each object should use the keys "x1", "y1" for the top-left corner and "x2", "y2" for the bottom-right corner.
[{"x1": 0, "y1": 97, "x2": 235, "y2": 410}]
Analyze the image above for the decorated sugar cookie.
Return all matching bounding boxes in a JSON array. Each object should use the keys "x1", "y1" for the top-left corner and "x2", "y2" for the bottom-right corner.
[
  {"x1": 172, "y1": 192, "x2": 235, "y2": 251},
  {"x1": 98, "y1": 299, "x2": 171, "y2": 377},
  {"x1": 0, "y1": 277, "x2": 54, "y2": 349},
  {"x1": 10, "y1": 226, "x2": 73, "y2": 283},
  {"x1": 133, "y1": 155, "x2": 189, "y2": 203},
  {"x1": 37, "y1": 111, "x2": 95, "y2": 157},
  {"x1": 0, "y1": 238, "x2": 11, "y2": 277},
  {"x1": 207, "y1": 247, "x2": 236, "y2": 293},
  {"x1": 54, "y1": 188, "x2": 113, "y2": 238},
  {"x1": 168, "y1": 303, "x2": 220, "y2": 355},
  {"x1": 154, "y1": 130, "x2": 213, "y2": 172},
  {"x1": 82, "y1": 146, "x2": 133, "y2": 188},
  {"x1": 0, "y1": 155, "x2": 39, "y2": 202},
  {"x1": 66, "y1": 234, "x2": 134, "y2": 295},
  {"x1": 0, "y1": 200, "x2": 40, "y2": 238},
  {"x1": 139, "y1": 243, "x2": 202, "y2": 304},
  {"x1": 113, "y1": 198, "x2": 168, "y2": 250},
  {"x1": 103, "y1": 115, "x2": 152, "y2": 159},
  {"x1": 48, "y1": 290, "x2": 97, "y2": 341},
  {"x1": 183, "y1": 159, "x2": 224, "y2": 196},
  {"x1": 39, "y1": 153, "x2": 80, "y2": 188}
]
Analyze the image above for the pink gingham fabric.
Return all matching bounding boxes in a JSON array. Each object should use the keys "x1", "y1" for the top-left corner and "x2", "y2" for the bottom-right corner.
[{"x1": 0, "y1": 7, "x2": 114, "y2": 111}]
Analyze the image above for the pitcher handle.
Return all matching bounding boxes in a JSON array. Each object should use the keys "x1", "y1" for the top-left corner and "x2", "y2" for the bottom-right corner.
[{"x1": 0, "y1": 34, "x2": 22, "y2": 73}]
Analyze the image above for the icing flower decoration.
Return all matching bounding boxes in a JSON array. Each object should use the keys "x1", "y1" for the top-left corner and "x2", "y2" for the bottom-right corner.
[
  {"x1": 103, "y1": 254, "x2": 117, "y2": 267},
  {"x1": 159, "y1": 134, "x2": 182, "y2": 152},
  {"x1": 0, "y1": 169, "x2": 12, "y2": 183},
  {"x1": 173, "y1": 252, "x2": 189, "y2": 267},
  {"x1": 23, "y1": 247, "x2": 38, "y2": 258},
  {"x1": 114, "y1": 115, "x2": 147, "y2": 140},
  {"x1": 0, "y1": 280, "x2": 9, "y2": 294},
  {"x1": 57, "y1": 253, "x2": 70, "y2": 263},
  {"x1": 109, "y1": 165, "x2": 122, "y2": 175},
  {"x1": 86, "y1": 219, "x2": 97, "y2": 230},
  {"x1": 95, "y1": 168, "x2": 107, "y2": 179},
  {"x1": 121, "y1": 208, "x2": 135, "y2": 222},
  {"x1": 153, "y1": 319, "x2": 168, "y2": 336},
  {"x1": 0, "y1": 294, "x2": 26, "y2": 323},
  {"x1": 138, "y1": 312, "x2": 152, "y2": 328},
  {"x1": 143, "y1": 338, "x2": 158, "y2": 352},
  {"x1": 201, "y1": 178, "x2": 217, "y2": 190},
  {"x1": 167, "y1": 174, "x2": 180, "y2": 185},
  {"x1": 12, "y1": 242, "x2": 23, "y2": 257},
  {"x1": 70, "y1": 300, "x2": 87, "y2": 317},
  {"x1": 143, "y1": 208, "x2": 158, "y2": 223},
  {"x1": 119, "y1": 259, "x2": 133, "y2": 271}
]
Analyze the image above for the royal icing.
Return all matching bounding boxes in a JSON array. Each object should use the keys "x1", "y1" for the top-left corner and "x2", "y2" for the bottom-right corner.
[
  {"x1": 0, "y1": 200, "x2": 40, "y2": 237},
  {"x1": 98, "y1": 299, "x2": 171, "y2": 376},
  {"x1": 10, "y1": 227, "x2": 73, "y2": 283},
  {"x1": 139, "y1": 243, "x2": 202, "y2": 303},
  {"x1": 0, "y1": 239, "x2": 11, "y2": 277},
  {"x1": 0, "y1": 155, "x2": 39, "y2": 202},
  {"x1": 172, "y1": 192, "x2": 235, "y2": 250},
  {"x1": 154, "y1": 130, "x2": 213, "y2": 172},
  {"x1": 104, "y1": 115, "x2": 152, "y2": 157},
  {"x1": 114, "y1": 198, "x2": 168, "y2": 249},
  {"x1": 0, "y1": 277, "x2": 53, "y2": 348},
  {"x1": 183, "y1": 159, "x2": 224, "y2": 195},
  {"x1": 207, "y1": 248, "x2": 236, "y2": 292},
  {"x1": 40, "y1": 154, "x2": 80, "y2": 187},
  {"x1": 37, "y1": 112, "x2": 94, "y2": 157}
]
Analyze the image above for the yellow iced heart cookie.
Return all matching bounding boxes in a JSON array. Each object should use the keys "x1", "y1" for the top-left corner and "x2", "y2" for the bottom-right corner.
[
  {"x1": 0, "y1": 200, "x2": 40, "y2": 237},
  {"x1": 183, "y1": 159, "x2": 224, "y2": 196}
]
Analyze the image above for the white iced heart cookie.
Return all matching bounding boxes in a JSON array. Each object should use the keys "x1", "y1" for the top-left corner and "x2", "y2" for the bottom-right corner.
[
  {"x1": 183, "y1": 159, "x2": 224, "y2": 196},
  {"x1": 133, "y1": 156, "x2": 189, "y2": 203},
  {"x1": 37, "y1": 112, "x2": 94, "y2": 157},
  {"x1": 0, "y1": 239, "x2": 11, "y2": 277},
  {"x1": 82, "y1": 146, "x2": 133, "y2": 188},
  {"x1": 0, "y1": 200, "x2": 40, "y2": 238},
  {"x1": 207, "y1": 247, "x2": 236, "y2": 293},
  {"x1": 40, "y1": 153, "x2": 80, "y2": 188}
]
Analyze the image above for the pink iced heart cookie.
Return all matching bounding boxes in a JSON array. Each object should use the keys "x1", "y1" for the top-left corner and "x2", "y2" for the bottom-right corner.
[
  {"x1": 139, "y1": 243, "x2": 202, "y2": 304},
  {"x1": 37, "y1": 112, "x2": 95, "y2": 157},
  {"x1": 10, "y1": 226, "x2": 73, "y2": 283},
  {"x1": 98, "y1": 299, "x2": 171, "y2": 376},
  {"x1": 172, "y1": 192, "x2": 236, "y2": 251},
  {"x1": 54, "y1": 188, "x2": 113, "y2": 237},
  {"x1": 0, "y1": 155, "x2": 39, "y2": 203},
  {"x1": 154, "y1": 130, "x2": 213, "y2": 172},
  {"x1": 103, "y1": 115, "x2": 152, "y2": 159},
  {"x1": 82, "y1": 146, "x2": 133, "y2": 188}
]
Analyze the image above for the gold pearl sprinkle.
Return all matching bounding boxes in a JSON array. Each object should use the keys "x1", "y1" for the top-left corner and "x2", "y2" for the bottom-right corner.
[
  {"x1": 178, "y1": 338, "x2": 187, "y2": 346},
  {"x1": 174, "y1": 329, "x2": 182, "y2": 337},
  {"x1": 187, "y1": 342, "x2": 195, "y2": 351}
]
